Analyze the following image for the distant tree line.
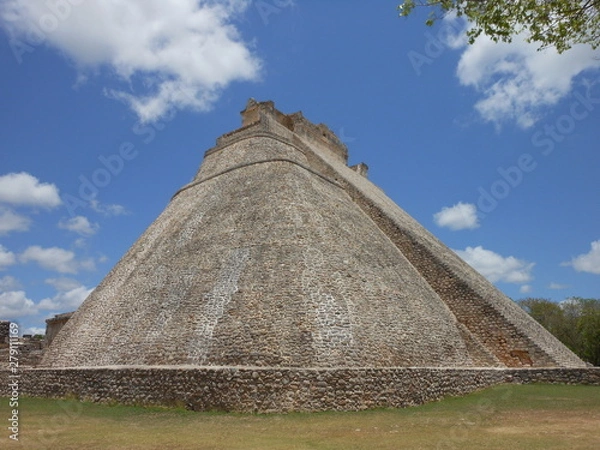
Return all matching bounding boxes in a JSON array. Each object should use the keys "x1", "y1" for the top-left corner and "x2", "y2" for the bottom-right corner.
[{"x1": 518, "y1": 297, "x2": 600, "y2": 366}]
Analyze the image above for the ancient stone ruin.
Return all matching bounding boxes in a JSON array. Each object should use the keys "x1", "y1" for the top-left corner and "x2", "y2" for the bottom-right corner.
[
  {"x1": 44, "y1": 312, "x2": 74, "y2": 348},
  {"x1": 0, "y1": 321, "x2": 9, "y2": 347},
  {"x1": 2, "y1": 100, "x2": 597, "y2": 412},
  {"x1": 0, "y1": 320, "x2": 44, "y2": 367}
]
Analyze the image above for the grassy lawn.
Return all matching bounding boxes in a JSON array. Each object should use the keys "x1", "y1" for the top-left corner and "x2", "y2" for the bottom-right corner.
[{"x1": 1, "y1": 384, "x2": 599, "y2": 449}]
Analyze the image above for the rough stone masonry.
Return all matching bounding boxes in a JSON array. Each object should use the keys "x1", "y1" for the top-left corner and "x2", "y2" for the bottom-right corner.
[{"x1": 2, "y1": 100, "x2": 597, "y2": 412}]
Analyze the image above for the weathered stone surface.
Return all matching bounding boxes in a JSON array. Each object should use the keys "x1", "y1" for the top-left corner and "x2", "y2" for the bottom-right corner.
[
  {"x1": 0, "y1": 321, "x2": 9, "y2": 347},
  {"x1": 1, "y1": 367, "x2": 598, "y2": 413},
  {"x1": 31, "y1": 99, "x2": 592, "y2": 411},
  {"x1": 41, "y1": 100, "x2": 585, "y2": 371},
  {"x1": 44, "y1": 312, "x2": 74, "y2": 348}
]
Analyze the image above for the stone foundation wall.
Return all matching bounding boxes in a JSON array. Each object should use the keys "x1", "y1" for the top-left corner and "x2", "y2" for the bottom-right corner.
[{"x1": 1, "y1": 367, "x2": 598, "y2": 413}]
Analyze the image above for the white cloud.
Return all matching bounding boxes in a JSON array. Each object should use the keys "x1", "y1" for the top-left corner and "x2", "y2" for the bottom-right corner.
[
  {"x1": 0, "y1": 207, "x2": 31, "y2": 235},
  {"x1": 455, "y1": 245, "x2": 534, "y2": 284},
  {"x1": 0, "y1": 172, "x2": 61, "y2": 208},
  {"x1": 73, "y1": 238, "x2": 87, "y2": 249},
  {"x1": 38, "y1": 285, "x2": 93, "y2": 311},
  {"x1": 563, "y1": 240, "x2": 600, "y2": 275},
  {"x1": 23, "y1": 326, "x2": 45, "y2": 336},
  {"x1": 451, "y1": 29, "x2": 600, "y2": 128},
  {"x1": 79, "y1": 258, "x2": 96, "y2": 272},
  {"x1": 0, "y1": 275, "x2": 20, "y2": 291},
  {"x1": 58, "y1": 216, "x2": 99, "y2": 236},
  {"x1": 560, "y1": 297, "x2": 581, "y2": 307},
  {"x1": 433, "y1": 202, "x2": 479, "y2": 230},
  {"x1": 45, "y1": 277, "x2": 82, "y2": 292},
  {"x1": 0, "y1": 0, "x2": 261, "y2": 123},
  {"x1": 519, "y1": 285, "x2": 532, "y2": 294},
  {"x1": 19, "y1": 245, "x2": 95, "y2": 274},
  {"x1": 0, "y1": 245, "x2": 16, "y2": 270},
  {"x1": 0, "y1": 290, "x2": 37, "y2": 318},
  {"x1": 549, "y1": 282, "x2": 569, "y2": 290},
  {"x1": 90, "y1": 200, "x2": 128, "y2": 217}
]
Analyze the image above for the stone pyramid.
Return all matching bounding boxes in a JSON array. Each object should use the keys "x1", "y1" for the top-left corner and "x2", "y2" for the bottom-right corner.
[{"x1": 42, "y1": 100, "x2": 585, "y2": 370}]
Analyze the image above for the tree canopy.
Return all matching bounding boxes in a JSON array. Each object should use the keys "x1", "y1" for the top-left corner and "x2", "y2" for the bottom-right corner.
[
  {"x1": 398, "y1": 0, "x2": 600, "y2": 53},
  {"x1": 518, "y1": 297, "x2": 600, "y2": 366}
]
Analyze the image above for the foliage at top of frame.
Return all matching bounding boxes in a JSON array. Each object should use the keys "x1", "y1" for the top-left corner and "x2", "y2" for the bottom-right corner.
[{"x1": 398, "y1": 0, "x2": 600, "y2": 53}]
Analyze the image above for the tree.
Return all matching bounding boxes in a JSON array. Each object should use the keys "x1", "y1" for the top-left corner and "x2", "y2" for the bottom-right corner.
[
  {"x1": 398, "y1": 0, "x2": 600, "y2": 53},
  {"x1": 573, "y1": 297, "x2": 600, "y2": 365},
  {"x1": 517, "y1": 297, "x2": 600, "y2": 366}
]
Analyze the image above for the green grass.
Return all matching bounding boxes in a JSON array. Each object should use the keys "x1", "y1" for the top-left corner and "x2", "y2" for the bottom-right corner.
[{"x1": 1, "y1": 384, "x2": 599, "y2": 449}]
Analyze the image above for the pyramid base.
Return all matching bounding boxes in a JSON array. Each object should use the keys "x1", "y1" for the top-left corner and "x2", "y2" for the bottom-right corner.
[{"x1": 2, "y1": 366, "x2": 598, "y2": 412}]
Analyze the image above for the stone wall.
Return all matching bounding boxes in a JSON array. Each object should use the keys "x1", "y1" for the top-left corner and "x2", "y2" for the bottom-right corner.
[
  {"x1": 0, "y1": 336, "x2": 45, "y2": 367},
  {"x1": 44, "y1": 312, "x2": 74, "y2": 348},
  {"x1": 0, "y1": 321, "x2": 9, "y2": 347},
  {"x1": 0, "y1": 367, "x2": 598, "y2": 413}
]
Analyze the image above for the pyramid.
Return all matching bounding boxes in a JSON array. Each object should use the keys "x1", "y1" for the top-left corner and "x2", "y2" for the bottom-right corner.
[{"x1": 42, "y1": 100, "x2": 585, "y2": 371}]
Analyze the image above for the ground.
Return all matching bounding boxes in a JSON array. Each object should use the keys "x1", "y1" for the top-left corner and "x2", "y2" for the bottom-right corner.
[{"x1": 1, "y1": 384, "x2": 599, "y2": 449}]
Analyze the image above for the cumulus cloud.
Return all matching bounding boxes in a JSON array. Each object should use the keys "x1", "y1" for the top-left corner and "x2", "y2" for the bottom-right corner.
[
  {"x1": 19, "y1": 245, "x2": 95, "y2": 274},
  {"x1": 519, "y1": 285, "x2": 532, "y2": 294},
  {"x1": 23, "y1": 326, "x2": 45, "y2": 336},
  {"x1": 0, "y1": 276, "x2": 92, "y2": 320},
  {"x1": 433, "y1": 202, "x2": 479, "y2": 230},
  {"x1": 448, "y1": 25, "x2": 600, "y2": 128},
  {"x1": 0, "y1": 275, "x2": 20, "y2": 291},
  {"x1": 0, "y1": 245, "x2": 16, "y2": 270},
  {"x1": 0, "y1": 290, "x2": 37, "y2": 318},
  {"x1": 0, "y1": 0, "x2": 261, "y2": 123},
  {"x1": 0, "y1": 207, "x2": 31, "y2": 235},
  {"x1": 89, "y1": 200, "x2": 128, "y2": 217},
  {"x1": 0, "y1": 172, "x2": 61, "y2": 208},
  {"x1": 562, "y1": 240, "x2": 600, "y2": 275},
  {"x1": 45, "y1": 277, "x2": 83, "y2": 292},
  {"x1": 58, "y1": 215, "x2": 99, "y2": 236},
  {"x1": 36, "y1": 278, "x2": 94, "y2": 312},
  {"x1": 454, "y1": 245, "x2": 534, "y2": 284},
  {"x1": 38, "y1": 284, "x2": 93, "y2": 311},
  {"x1": 549, "y1": 282, "x2": 569, "y2": 290}
]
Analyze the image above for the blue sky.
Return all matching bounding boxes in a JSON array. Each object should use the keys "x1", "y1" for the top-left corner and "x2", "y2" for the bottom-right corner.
[{"x1": 0, "y1": 1, "x2": 599, "y2": 335}]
